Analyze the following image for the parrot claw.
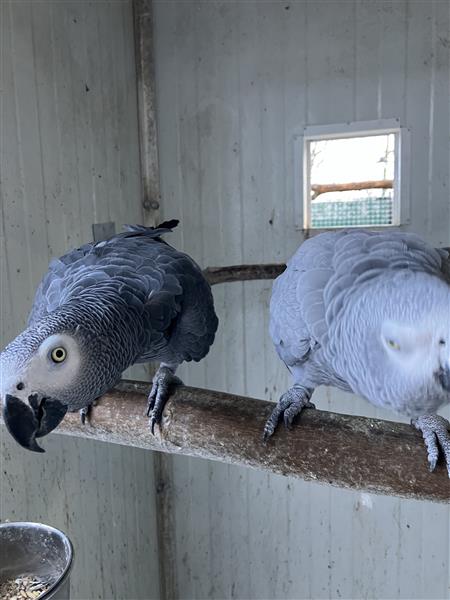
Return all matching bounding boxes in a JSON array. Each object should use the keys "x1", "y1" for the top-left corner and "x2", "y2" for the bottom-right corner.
[
  {"x1": 263, "y1": 385, "x2": 315, "y2": 441},
  {"x1": 412, "y1": 414, "x2": 450, "y2": 477},
  {"x1": 146, "y1": 398, "x2": 155, "y2": 419},
  {"x1": 79, "y1": 400, "x2": 97, "y2": 425},
  {"x1": 79, "y1": 406, "x2": 89, "y2": 425},
  {"x1": 146, "y1": 366, "x2": 182, "y2": 434}
]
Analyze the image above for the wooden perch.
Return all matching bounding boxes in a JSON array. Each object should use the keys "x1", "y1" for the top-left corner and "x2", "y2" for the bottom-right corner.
[
  {"x1": 54, "y1": 381, "x2": 450, "y2": 503},
  {"x1": 3, "y1": 261, "x2": 446, "y2": 503},
  {"x1": 312, "y1": 179, "x2": 393, "y2": 199},
  {"x1": 204, "y1": 263, "x2": 286, "y2": 285}
]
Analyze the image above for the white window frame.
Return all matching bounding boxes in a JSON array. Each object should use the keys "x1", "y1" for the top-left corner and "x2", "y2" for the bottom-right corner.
[{"x1": 294, "y1": 119, "x2": 411, "y2": 230}]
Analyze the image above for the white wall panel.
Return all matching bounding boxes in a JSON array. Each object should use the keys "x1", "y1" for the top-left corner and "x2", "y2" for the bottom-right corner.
[
  {"x1": 0, "y1": 2, "x2": 160, "y2": 598},
  {"x1": 154, "y1": 1, "x2": 450, "y2": 598}
]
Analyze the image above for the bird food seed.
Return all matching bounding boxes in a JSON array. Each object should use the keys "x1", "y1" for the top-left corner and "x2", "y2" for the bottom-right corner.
[{"x1": 0, "y1": 574, "x2": 53, "y2": 599}]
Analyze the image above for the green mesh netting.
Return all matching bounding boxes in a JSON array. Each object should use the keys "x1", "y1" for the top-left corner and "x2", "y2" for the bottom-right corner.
[{"x1": 310, "y1": 196, "x2": 393, "y2": 229}]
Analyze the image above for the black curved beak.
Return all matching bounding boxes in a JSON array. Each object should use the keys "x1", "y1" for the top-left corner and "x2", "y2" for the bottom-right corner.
[
  {"x1": 3, "y1": 394, "x2": 67, "y2": 453},
  {"x1": 437, "y1": 366, "x2": 450, "y2": 392}
]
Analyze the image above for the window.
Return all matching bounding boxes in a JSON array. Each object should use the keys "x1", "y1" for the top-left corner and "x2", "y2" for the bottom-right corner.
[{"x1": 299, "y1": 120, "x2": 410, "y2": 230}]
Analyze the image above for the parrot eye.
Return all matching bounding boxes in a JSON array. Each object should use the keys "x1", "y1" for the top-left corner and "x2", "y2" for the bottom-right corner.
[
  {"x1": 387, "y1": 339, "x2": 400, "y2": 350},
  {"x1": 439, "y1": 339, "x2": 446, "y2": 346},
  {"x1": 50, "y1": 347, "x2": 67, "y2": 363}
]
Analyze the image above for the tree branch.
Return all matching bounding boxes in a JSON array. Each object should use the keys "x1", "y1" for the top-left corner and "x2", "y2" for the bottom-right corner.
[
  {"x1": 5, "y1": 261, "x2": 446, "y2": 502},
  {"x1": 51, "y1": 381, "x2": 450, "y2": 503},
  {"x1": 203, "y1": 263, "x2": 286, "y2": 285},
  {"x1": 311, "y1": 179, "x2": 393, "y2": 199}
]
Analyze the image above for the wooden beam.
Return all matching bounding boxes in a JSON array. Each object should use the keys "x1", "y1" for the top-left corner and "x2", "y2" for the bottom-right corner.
[
  {"x1": 133, "y1": 0, "x2": 161, "y2": 226},
  {"x1": 133, "y1": 5, "x2": 175, "y2": 595},
  {"x1": 52, "y1": 381, "x2": 450, "y2": 504}
]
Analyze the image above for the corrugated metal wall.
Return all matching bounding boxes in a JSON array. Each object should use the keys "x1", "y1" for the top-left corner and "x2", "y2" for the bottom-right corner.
[
  {"x1": 0, "y1": 2, "x2": 160, "y2": 598},
  {"x1": 154, "y1": 1, "x2": 450, "y2": 598},
  {"x1": 2, "y1": 1, "x2": 450, "y2": 599}
]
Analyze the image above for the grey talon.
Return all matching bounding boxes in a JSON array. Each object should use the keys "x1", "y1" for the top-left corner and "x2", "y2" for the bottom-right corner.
[
  {"x1": 79, "y1": 407, "x2": 88, "y2": 425},
  {"x1": 263, "y1": 386, "x2": 314, "y2": 440},
  {"x1": 147, "y1": 366, "x2": 182, "y2": 435},
  {"x1": 413, "y1": 414, "x2": 450, "y2": 477},
  {"x1": 79, "y1": 400, "x2": 98, "y2": 425}
]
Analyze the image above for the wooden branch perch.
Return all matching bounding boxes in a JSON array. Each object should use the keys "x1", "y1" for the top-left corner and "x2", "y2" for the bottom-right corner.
[
  {"x1": 311, "y1": 179, "x2": 393, "y2": 199},
  {"x1": 203, "y1": 263, "x2": 286, "y2": 285},
  {"x1": 3, "y1": 262, "x2": 446, "y2": 502},
  {"x1": 52, "y1": 381, "x2": 449, "y2": 503}
]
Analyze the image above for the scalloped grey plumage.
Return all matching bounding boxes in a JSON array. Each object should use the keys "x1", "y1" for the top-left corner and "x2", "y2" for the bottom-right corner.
[
  {"x1": 270, "y1": 230, "x2": 450, "y2": 417},
  {"x1": 2, "y1": 222, "x2": 218, "y2": 412}
]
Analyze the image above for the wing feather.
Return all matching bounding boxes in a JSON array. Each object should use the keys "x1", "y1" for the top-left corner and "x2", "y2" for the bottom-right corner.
[{"x1": 270, "y1": 229, "x2": 449, "y2": 378}]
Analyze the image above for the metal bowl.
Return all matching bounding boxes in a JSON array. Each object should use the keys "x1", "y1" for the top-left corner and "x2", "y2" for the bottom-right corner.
[{"x1": 0, "y1": 522, "x2": 73, "y2": 599}]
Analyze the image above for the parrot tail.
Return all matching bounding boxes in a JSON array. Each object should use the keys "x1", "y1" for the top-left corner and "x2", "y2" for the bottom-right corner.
[{"x1": 123, "y1": 220, "x2": 179, "y2": 238}]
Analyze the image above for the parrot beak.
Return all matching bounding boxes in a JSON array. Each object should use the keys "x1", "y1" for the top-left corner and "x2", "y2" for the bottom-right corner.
[
  {"x1": 2, "y1": 394, "x2": 67, "y2": 453},
  {"x1": 437, "y1": 366, "x2": 450, "y2": 392}
]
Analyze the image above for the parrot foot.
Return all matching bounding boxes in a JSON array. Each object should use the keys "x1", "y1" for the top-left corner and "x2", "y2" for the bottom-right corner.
[
  {"x1": 263, "y1": 385, "x2": 315, "y2": 441},
  {"x1": 412, "y1": 414, "x2": 450, "y2": 477},
  {"x1": 146, "y1": 366, "x2": 182, "y2": 434},
  {"x1": 79, "y1": 400, "x2": 98, "y2": 425}
]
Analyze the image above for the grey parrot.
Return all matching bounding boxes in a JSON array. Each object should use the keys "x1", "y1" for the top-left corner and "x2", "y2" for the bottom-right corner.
[
  {"x1": 265, "y1": 229, "x2": 450, "y2": 475},
  {"x1": 0, "y1": 220, "x2": 218, "y2": 452}
]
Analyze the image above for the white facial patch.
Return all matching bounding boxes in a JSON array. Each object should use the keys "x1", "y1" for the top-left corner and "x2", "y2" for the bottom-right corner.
[
  {"x1": 380, "y1": 319, "x2": 444, "y2": 383},
  {"x1": 381, "y1": 320, "x2": 432, "y2": 356},
  {"x1": 20, "y1": 334, "x2": 81, "y2": 399}
]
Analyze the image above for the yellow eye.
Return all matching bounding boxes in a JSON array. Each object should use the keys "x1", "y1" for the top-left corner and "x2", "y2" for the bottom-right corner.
[
  {"x1": 387, "y1": 339, "x2": 400, "y2": 350},
  {"x1": 51, "y1": 347, "x2": 67, "y2": 363}
]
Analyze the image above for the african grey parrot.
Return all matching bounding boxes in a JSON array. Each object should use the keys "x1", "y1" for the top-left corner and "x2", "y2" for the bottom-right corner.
[
  {"x1": 266, "y1": 229, "x2": 450, "y2": 475},
  {"x1": 0, "y1": 221, "x2": 218, "y2": 452}
]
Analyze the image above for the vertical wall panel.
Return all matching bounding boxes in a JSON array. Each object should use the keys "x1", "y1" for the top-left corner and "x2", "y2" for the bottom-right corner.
[
  {"x1": 0, "y1": 2, "x2": 160, "y2": 598},
  {"x1": 154, "y1": 1, "x2": 450, "y2": 598}
]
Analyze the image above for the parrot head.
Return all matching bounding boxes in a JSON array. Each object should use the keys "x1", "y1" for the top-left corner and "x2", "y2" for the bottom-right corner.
[
  {"x1": 0, "y1": 314, "x2": 124, "y2": 452},
  {"x1": 362, "y1": 271, "x2": 450, "y2": 415},
  {"x1": 381, "y1": 318, "x2": 450, "y2": 383}
]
